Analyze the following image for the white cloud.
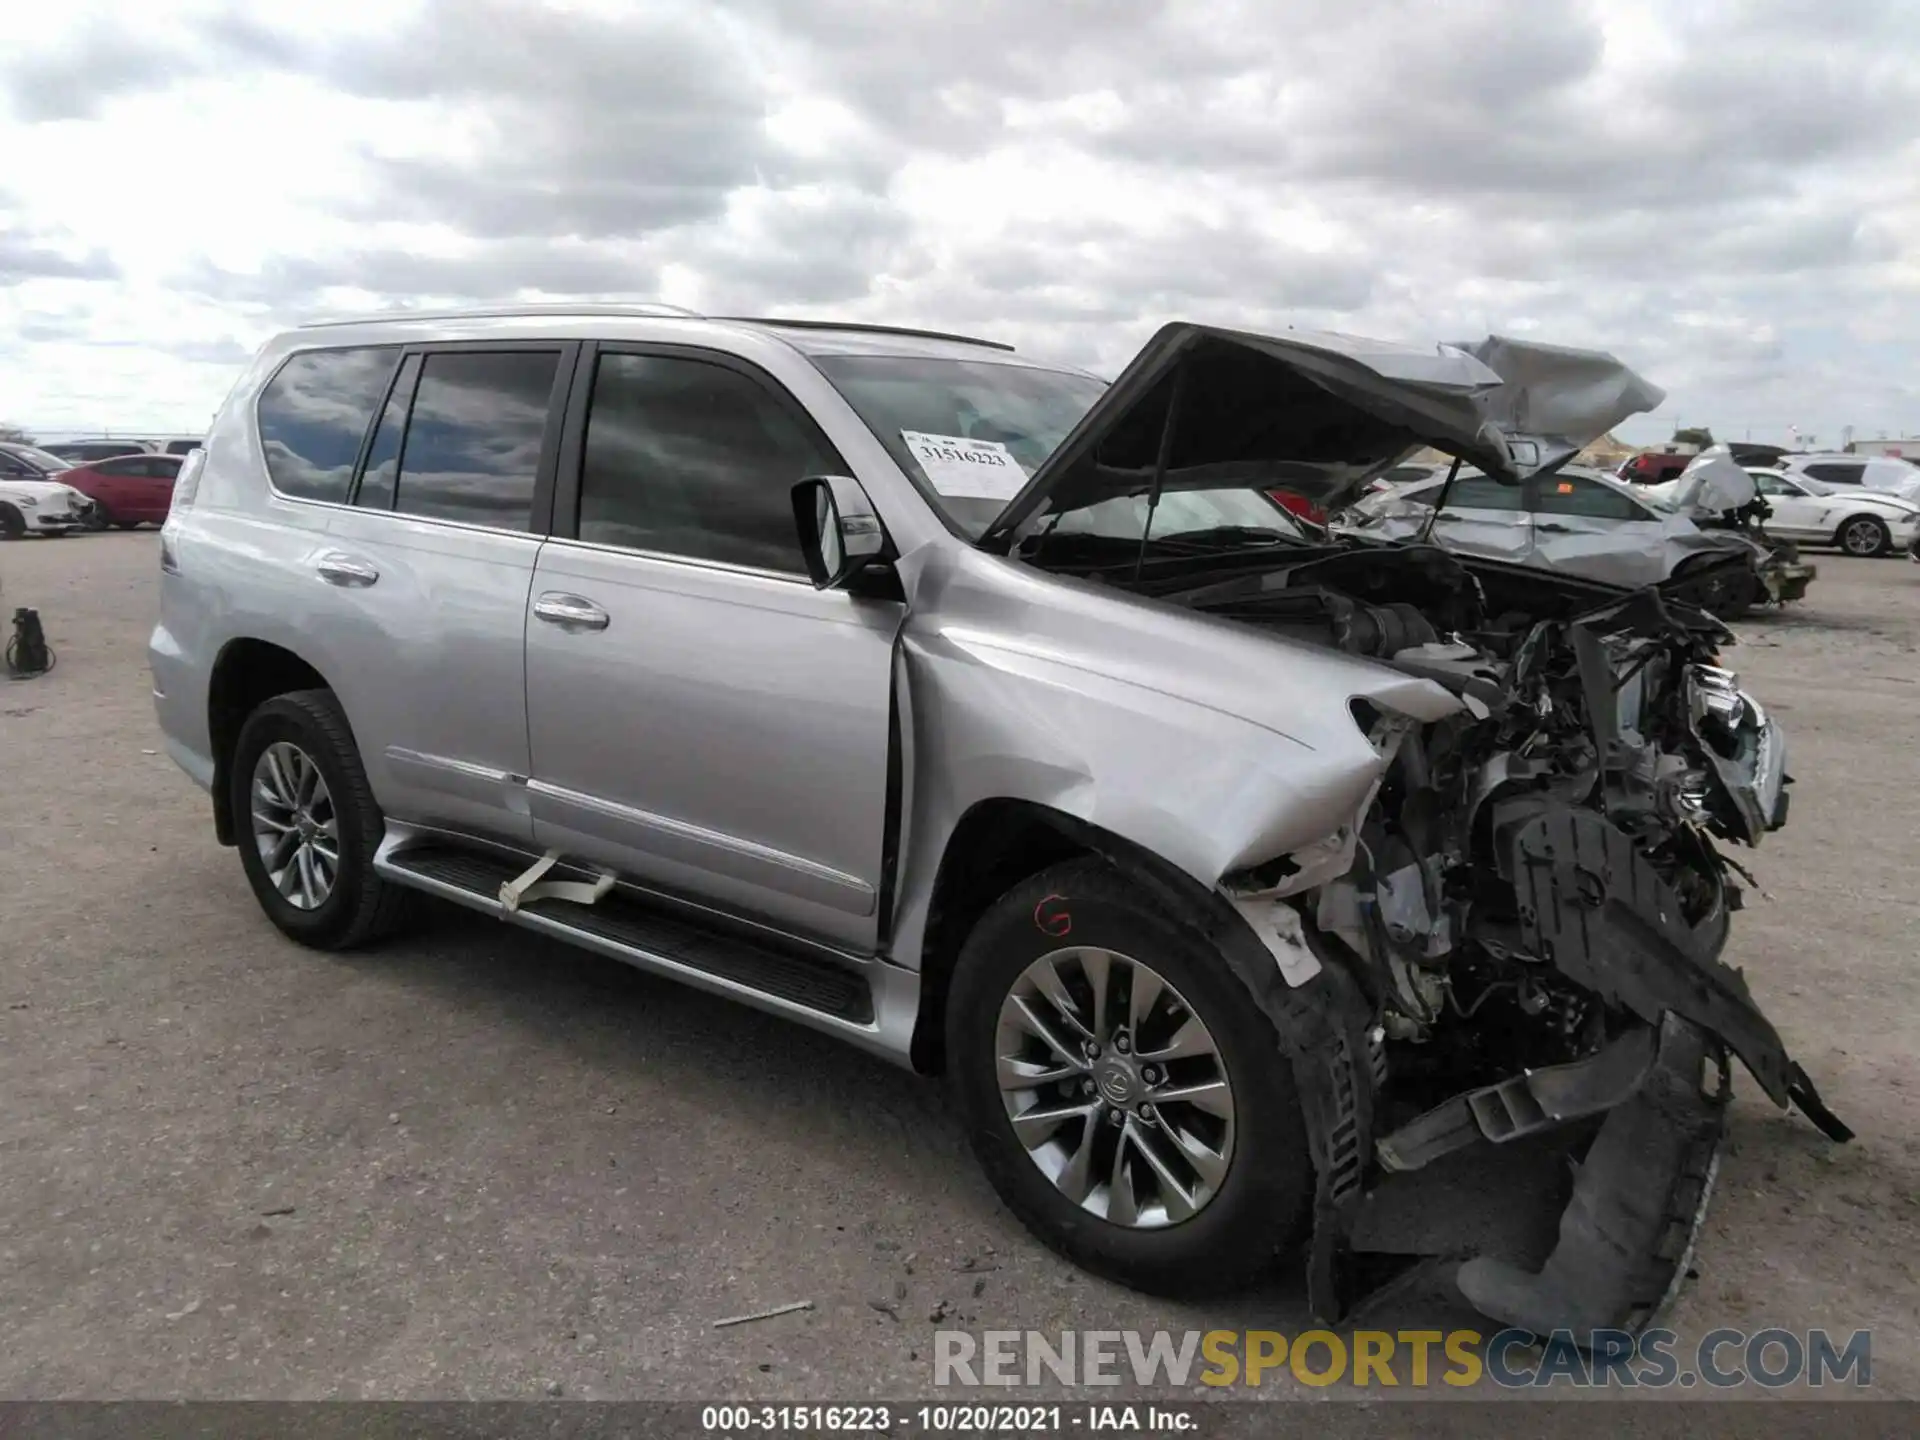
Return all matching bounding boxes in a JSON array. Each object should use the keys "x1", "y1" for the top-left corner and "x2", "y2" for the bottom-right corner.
[{"x1": 3, "y1": 0, "x2": 1918, "y2": 443}]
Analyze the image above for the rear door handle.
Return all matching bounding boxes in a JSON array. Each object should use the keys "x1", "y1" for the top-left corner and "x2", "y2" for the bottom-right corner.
[
  {"x1": 533, "y1": 592, "x2": 611, "y2": 631},
  {"x1": 1534, "y1": 522, "x2": 1574, "y2": 534},
  {"x1": 315, "y1": 552, "x2": 379, "y2": 587}
]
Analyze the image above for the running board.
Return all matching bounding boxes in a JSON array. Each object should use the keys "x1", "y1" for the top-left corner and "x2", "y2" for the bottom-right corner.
[{"x1": 373, "y1": 833, "x2": 919, "y2": 1062}]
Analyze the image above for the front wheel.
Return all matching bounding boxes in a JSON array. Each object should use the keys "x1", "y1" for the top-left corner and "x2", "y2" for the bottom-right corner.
[
  {"x1": 1836, "y1": 515, "x2": 1890, "y2": 557},
  {"x1": 0, "y1": 506, "x2": 25, "y2": 540},
  {"x1": 946, "y1": 859, "x2": 1313, "y2": 1297},
  {"x1": 229, "y1": 689, "x2": 412, "y2": 950}
]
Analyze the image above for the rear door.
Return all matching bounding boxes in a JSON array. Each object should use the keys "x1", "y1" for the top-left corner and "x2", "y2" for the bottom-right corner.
[
  {"x1": 85, "y1": 456, "x2": 142, "y2": 515},
  {"x1": 1526, "y1": 472, "x2": 1667, "y2": 586},
  {"x1": 127, "y1": 455, "x2": 181, "y2": 521},
  {"x1": 522, "y1": 343, "x2": 903, "y2": 951},
  {"x1": 1422, "y1": 473, "x2": 1534, "y2": 563},
  {"x1": 317, "y1": 342, "x2": 577, "y2": 843}
]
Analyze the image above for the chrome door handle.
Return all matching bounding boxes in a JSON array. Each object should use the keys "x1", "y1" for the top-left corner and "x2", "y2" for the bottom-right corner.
[
  {"x1": 315, "y1": 552, "x2": 379, "y2": 587},
  {"x1": 533, "y1": 592, "x2": 610, "y2": 631}
]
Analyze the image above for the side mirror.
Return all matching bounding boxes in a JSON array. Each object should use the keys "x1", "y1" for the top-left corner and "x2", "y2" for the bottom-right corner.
[{"x1": 792, "y1": 475, "x2": 891, "y2": 589}]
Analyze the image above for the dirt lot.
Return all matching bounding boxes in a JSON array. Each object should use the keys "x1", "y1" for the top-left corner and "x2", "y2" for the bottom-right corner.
[{"x1": 1, "y1": 531, "x2": 1915, "y2": 1400}]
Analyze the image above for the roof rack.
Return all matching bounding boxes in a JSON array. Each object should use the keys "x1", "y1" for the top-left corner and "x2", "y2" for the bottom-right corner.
[
  {"x1": 300, "y1": 301, "x2": 704, "y2": 329},
  {"x1": 721, "y1": 317, "x2": 1015, "y2": 353}
]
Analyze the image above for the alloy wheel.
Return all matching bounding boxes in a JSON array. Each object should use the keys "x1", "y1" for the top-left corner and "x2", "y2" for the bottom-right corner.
[
  {"x1": 995, "y1": 947, "x2": 1235, "y2": 1228},
  {"x1": 1840, "y1": 518, "x2": 1885, "y2": 557},
  {"x1": 250, "y1": 741, "x2": 340, "y2": 911}
]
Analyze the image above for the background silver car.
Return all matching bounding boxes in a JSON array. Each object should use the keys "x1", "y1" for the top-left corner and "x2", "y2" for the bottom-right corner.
[{"x1": 1337, "y1": 462, "x2": 1809, "y2": 607}]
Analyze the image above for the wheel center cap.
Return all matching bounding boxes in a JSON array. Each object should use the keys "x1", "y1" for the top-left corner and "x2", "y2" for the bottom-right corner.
[
  {"x1": 296, "y1": 815, "x2": 317, "y2": 840},
  {"x1": 1094, "y1": 1058, "x2": 1140, "y2": 1106}
]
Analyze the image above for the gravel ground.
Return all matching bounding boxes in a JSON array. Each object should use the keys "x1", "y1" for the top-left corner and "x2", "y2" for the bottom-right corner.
[{"x1": 1, "y1": 531, "x2": 1914, "y2": 1401}]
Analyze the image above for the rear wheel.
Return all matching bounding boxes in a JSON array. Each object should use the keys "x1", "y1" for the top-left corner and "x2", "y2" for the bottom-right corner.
[
  {"x1": 1836, "y1": 515, "x2": 1890, "y2": 557},
  {"x1": 946, "y1": 858, "x2": 1313, "y2": 1297},
  {"x1": 229, "y1": 689, "x2": 412, "y2": 950}
]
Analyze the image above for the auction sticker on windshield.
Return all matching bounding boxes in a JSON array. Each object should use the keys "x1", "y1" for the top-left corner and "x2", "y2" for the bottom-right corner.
[{"x1": 902, "y1": 431, "x2": 1027, "y2": 500}]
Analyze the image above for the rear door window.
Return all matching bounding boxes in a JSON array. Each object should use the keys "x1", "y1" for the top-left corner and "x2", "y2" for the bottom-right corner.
[
  {"x1": 353, "y1": 355, "x2": 422, "y2": 511},
  {"x1": 1803, "y1": 463, "x2": 1864, "y2": 485},
  {"x1": 257, "y1": 347, "x2": 399, "y2": 503},
  {"x1": 389, "y1": 350, "x2": 560, "y2": 531},
  {"x1": 1434, "y1": 475, "x2": 1525, "y2": 511},
  {"x1": 1529, "y1": 474, "x2": 1645, "y2": 520}
]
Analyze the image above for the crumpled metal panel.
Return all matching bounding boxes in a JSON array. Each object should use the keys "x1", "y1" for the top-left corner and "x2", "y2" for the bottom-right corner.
[
  {"x1": 982, "y1": 325, "x2": 1665, "y2": 541},
  {"x1": 883, "y1": 542, "x2": 1466, "y2": 971},
  {"x1": 1357, "y1": 505, "x2": 1761, "y2": 588}
]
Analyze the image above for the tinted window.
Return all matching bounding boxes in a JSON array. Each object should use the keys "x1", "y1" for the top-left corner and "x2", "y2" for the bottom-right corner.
[
  {"x1": 92, "y1": 456, "x2": 145, "y2": 477},
  {"x1": 391, "y1": 351, "x2": 557, "y2": 530},
  {"x1": 257, "y1": 347, "x2": 398, "y2": 502},
  {"x1": 1803, "y1": 463, "x2": 1863, "y2": 485},
  {"x1": 1402, "y1": 474, "x2": 1523, "y2": 511},
  {"x1": 165, "y1": 440, "x2": 202, "y2": 455},
  {"x1": 577, "y1": 352, "x2": 839, "y2": 571},
  {"x1": 354, "y1": 354, "x2": 421, "y2": 511},
  {"x1": 1531, "y1": 475, "x2": 1644, "y2": 520},
  {"x1": 146, "y1": 456, "x2": 183, "y2": 479}
]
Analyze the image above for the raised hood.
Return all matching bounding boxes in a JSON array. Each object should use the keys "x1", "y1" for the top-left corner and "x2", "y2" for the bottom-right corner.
[{"x1": 979, "y1": 323, "x2": 1665, "y2": 546}]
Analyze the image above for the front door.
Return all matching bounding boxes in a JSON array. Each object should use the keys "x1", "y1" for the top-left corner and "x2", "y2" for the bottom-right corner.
[
  {"x1": 1424, "y1": 472, "x2": 1533, "y2": 564},
  {"x1": 1751, "y1": 473, "x2": 1826, "y2": 540},
  {"x1": 523, "y1": 346, "x2": 902, "y2": 951}
]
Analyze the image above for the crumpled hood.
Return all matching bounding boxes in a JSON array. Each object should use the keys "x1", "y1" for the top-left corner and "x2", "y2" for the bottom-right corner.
[
  {"x1": 980, "y1": 323, "x2": 1665, "y2": 545},
  {"x1": 1663, "y1": 445, "x2": 1759, "y2": 515}
]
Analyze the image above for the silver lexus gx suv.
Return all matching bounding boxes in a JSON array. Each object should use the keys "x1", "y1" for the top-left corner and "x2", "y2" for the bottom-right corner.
[{"x1": 152, "y1": 304, "x2": 1847, "y2": 1334}]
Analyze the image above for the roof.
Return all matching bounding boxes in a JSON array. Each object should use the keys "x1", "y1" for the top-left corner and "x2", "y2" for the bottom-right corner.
[{"x1": 297, "y1": 302, "x2": 1018, "y2": 359}]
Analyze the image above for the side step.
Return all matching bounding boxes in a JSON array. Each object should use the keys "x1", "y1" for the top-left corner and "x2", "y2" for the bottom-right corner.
[{"x1": 375, "y1": 837, "x2": 891, "y2": 1036}]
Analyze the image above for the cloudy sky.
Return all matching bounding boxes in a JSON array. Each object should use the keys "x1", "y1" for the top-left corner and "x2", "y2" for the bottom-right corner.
[{"x1": 4, "y1": 0, "x2": 1918, "y2": 445}]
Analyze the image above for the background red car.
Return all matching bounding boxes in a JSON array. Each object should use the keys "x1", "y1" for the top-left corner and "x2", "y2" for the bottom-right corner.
[{"x1": 59, "y1": 453, "x2": 184, "y2": 529}]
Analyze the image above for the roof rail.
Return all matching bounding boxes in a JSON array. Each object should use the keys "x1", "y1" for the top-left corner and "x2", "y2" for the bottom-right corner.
[
  {"x1": 721, "y1": 316, "x2": 1015, "y2": 353},
  {"x1": 299, "y1": 301, "x2": 704, "y2": 329}
]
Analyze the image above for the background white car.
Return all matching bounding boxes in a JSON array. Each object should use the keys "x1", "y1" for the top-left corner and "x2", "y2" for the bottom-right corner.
[
  {"x1": 0, "y1": 476, "x2": 94, "y2": 538},
  {"x1": 1778, "y1": 453, "x2": 1920, "y2": 504},
  {"x1": 1741, "y1": 468, "x2": 1920, "y2": 557}
]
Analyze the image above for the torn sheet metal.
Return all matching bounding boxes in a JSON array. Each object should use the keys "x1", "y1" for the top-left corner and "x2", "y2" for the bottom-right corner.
[{"x1": 981, "y1": 325, "x2": 1664, "y2": 542}]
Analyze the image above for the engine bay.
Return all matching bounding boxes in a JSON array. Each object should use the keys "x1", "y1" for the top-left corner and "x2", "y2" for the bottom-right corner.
[{"x1": 1021, "y1": 526, "x2": 1850, "y2": 1334}]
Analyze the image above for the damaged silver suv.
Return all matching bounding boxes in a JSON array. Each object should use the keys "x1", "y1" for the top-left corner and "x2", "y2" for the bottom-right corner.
[{"x1": 151, "y1": 305, "x2": 1847, "y2": 1335}]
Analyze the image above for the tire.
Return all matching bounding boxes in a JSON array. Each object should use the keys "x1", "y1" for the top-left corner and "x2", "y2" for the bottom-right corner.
[
  {"x1": 0, "y1": 505, "x2": 23, "y2": 540},
  {"x1": 946, "y1": 857, "x2": 1314, "y2": 1298},
  {"x1": 229, "y1": 689, "x2": 412, "y2": 950},
  {"x1": 1835, "y1": 515, "x2": 1890, "y2": 558}
]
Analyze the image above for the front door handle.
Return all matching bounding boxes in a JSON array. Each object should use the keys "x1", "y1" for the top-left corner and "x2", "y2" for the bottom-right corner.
[
  {"x1": 533, "y1": 592, "x2": 611, "y2": 631},
  {"x1": 315, "y1": 551, "x2": 379, "y2": 587},
  {"x1": 1534, "y1": 522, "x2": 1574, "y2": 534}
]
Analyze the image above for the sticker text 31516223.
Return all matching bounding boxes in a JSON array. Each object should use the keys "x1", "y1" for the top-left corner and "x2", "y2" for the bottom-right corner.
[{"x1": 901, "y1": 430, "x2": 1028, "y2": 500}]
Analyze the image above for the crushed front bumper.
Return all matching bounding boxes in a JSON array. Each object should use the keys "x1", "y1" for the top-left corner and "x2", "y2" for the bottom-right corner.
[{"x1": 1759, "y1": 555, "x2": 1815, "y2": 603}]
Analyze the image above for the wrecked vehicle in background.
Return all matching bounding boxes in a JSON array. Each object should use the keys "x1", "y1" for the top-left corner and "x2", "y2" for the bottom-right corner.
[
  {"x1": 1332, "y1": 449, "x2": 1814, "y2": 617},
  {"x1": 156, "y1": 310, "x2": 1847, "y2": 1351}
]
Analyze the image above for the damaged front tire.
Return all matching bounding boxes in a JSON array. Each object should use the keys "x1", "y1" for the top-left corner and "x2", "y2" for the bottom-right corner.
[{"x1": 947, "y1": 858, "x2": 1315, "y2": 1297}]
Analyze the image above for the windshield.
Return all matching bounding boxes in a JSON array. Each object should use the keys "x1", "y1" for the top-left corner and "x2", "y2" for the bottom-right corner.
[
  {"x1": 810, "y1": 354, "x2": 1108, "y2": 538},
  {"x1": 3, "y1": 445, "x2": 71, "y2": 474}
]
